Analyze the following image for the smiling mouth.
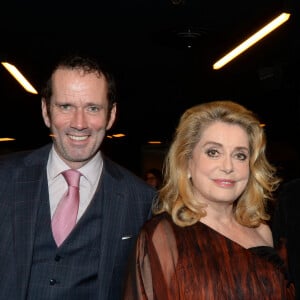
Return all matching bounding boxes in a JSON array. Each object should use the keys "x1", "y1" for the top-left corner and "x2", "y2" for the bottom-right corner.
[
  {"x1": 69, "y1": 135, "x2": 89, "y2": 141},
  {"x1": 214, "y1": 179, "x2": 235, "y2": 186},
  {"x1": 220, "y1": 181, "x2": 234, "y2": 185}
]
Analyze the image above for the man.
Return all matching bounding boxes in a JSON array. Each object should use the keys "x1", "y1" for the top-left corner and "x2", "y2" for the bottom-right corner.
[
  {"x1": 272, "y1": 178, "x2": 300, "y2": 299},
  {"x1": 0, "y1": 55, "x2": 156, "y2": 299}
]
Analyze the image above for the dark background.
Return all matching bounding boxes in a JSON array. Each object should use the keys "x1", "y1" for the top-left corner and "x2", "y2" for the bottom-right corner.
[{"x1": 0, "y1": 0, "x2": 299, "y2": 181}]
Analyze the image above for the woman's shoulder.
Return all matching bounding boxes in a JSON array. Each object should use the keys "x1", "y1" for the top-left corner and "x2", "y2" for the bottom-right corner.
[{"x1": 142, "y1": 213, "x2": 175, "y2": 236}]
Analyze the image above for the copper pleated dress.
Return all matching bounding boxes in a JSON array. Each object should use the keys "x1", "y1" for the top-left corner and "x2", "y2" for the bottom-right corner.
[{"x1": 123, "y1": 213, "x2": 295, "y2": 300}]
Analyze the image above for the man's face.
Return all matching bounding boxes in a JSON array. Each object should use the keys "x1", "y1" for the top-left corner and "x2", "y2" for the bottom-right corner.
[{"x1": 42, "y1": 68, "x2": 116, "y2": 169}]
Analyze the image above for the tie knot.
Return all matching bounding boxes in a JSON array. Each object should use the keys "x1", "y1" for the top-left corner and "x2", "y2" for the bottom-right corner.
[{"x1": 62, "y1": 169, "x2": 81, "y2": 188}]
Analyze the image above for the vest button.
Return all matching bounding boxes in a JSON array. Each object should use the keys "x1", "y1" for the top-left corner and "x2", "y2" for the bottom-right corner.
[
  {"x1": 54, "y1": 255, "x2": 61, "y2": 261},
  {"x1": 49, "y1": 278, "x2": 57, "y2": 285}
]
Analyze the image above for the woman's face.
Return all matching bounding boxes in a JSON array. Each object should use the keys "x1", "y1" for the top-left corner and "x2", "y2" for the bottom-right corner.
[{"x1": 188, "y1": 121, "x2": 250, "y2": 207}]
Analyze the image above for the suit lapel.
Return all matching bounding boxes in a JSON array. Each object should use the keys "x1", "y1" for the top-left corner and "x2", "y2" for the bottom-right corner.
[
  {"x1": 13, "y1": 146, "x2": 50, "y2": 299},
  {"x1": 97, "y1": 160, "x2": 128, "y2": 297}
]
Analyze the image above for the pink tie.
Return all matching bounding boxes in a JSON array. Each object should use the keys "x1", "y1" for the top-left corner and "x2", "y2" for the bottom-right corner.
[{"x1": 52, "y1": 169, "x2": 81, "y2": 246}]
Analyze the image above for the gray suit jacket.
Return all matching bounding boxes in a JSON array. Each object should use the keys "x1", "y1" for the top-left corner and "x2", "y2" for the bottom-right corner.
[{"x1": 0, "y1": 144, "x2": 156, "y2": 299}]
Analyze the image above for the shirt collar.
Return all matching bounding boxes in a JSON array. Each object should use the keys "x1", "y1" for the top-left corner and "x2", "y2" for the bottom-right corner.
[{"x1": 47, "y1": 145, "x2": 103, "y2": 186}]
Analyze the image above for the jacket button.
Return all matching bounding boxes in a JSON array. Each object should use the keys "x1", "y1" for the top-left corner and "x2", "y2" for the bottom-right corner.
[
  {"x1": 54, "y1": 255, "x2": 61, "y2": 261},
  {"x1": 49, "y1": 278, "x2": 57, "y2": 285}
]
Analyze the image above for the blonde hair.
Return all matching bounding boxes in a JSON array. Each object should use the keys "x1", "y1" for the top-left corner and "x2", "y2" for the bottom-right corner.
[{"x1": 154, "y1": 100, "x2": 280, "y2": 227}]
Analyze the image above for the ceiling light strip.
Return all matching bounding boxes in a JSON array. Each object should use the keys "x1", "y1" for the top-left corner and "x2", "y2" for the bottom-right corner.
[
  {"x1": 213, "y1": 12, "x2": 291, "y2": 70},
  {"x1": 1, "y1": 62, "x2": 38, "y2": 94}
]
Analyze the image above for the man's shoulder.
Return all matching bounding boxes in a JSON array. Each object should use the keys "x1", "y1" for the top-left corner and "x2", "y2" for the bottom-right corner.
[
  {"x1": 0, "y1": 144, "x2": 50, "y2": 168},
  {"x1": 0, "y1": 144, "x2": 51, "y2": 163},
  {"x1": 0, "y1": 149, "x2": 30, "y2": 168},
  {"x1": 103, "y1": 156, "x2": 156, "y2": 191}
]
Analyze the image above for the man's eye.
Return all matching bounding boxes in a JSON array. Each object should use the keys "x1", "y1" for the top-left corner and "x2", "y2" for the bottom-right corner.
[
  {"x1": 59, "y1": 104, "x2": 71, "y2": 110},
  {"x1": 89, "y1": 106, "x2": 99, "y2": 112},
  {"x1": 88, "y1": 106, "x2": 100, "y2": 112}
]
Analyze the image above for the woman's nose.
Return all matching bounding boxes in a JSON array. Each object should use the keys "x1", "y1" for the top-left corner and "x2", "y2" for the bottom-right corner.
[{"x1": 221, "y1": 156, "x2": 234, "y2": 174}]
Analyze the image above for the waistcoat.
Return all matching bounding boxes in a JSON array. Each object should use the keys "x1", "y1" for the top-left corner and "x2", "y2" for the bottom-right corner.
[{"x1": 27, "y1": 177, "x2": 103, "y2": 300}]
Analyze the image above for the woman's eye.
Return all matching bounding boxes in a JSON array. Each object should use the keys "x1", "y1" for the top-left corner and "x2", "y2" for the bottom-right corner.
[
  {"x1": 235, "y1": 152, "x2": 247, "y2": 161},
  {"x1": 206, "y1": 149, "x2": 219, "y2": 157}
]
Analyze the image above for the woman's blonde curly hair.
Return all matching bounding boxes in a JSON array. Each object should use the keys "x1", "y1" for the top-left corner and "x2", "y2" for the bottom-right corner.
[{"x1": 153, "y1": 100, "x2": 280, "y2": 227}]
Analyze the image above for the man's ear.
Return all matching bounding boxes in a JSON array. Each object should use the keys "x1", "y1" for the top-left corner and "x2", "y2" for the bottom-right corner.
[
  {"x1": 41, "y1": 98, "x2": 50, "y2": 128},
  {"x1": 106, "y1": 103, "x2": 117, "y2": 130}
]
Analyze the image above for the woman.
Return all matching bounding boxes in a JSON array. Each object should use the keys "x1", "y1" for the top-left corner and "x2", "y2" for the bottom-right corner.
[{"x1": 123, "y1": 100, "x2": 295, "y2": 299}]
